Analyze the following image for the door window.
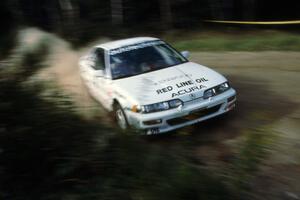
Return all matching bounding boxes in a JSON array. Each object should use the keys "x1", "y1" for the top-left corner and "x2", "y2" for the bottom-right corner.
[{"x1": 92, "y1": 48, "x2": 105, "y2": 71}]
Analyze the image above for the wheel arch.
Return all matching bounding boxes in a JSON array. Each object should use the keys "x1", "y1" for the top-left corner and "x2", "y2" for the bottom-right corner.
[
  {"x1": 112, "y1": 98, "x2": 120, "y2": 110},
  {"x1": 111, "y1": 95, "x2": 130, "y2": 111}
]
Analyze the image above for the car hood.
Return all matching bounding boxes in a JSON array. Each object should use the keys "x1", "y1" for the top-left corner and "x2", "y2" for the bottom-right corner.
[{"x1": 113, "y1": 62, "x2": 227, "y2": 105}]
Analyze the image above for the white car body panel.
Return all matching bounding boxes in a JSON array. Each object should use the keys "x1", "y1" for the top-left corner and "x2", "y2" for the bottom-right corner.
[
  {"x1": 113, "y1": 62, "x2": 227, "y2": 105},
  {"x1": 79, "y1": 37, "x2": 236, "y2": 134}
]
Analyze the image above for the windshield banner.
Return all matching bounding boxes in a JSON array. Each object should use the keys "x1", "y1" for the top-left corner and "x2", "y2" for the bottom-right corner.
[{"x1": 109, "y1": 40, "x2": 165, "y2": 55}]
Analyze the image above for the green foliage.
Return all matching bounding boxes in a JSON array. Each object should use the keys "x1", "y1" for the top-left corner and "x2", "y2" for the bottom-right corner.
[
  {"x1": 168, "y1": 31, "x2": 300, "y2": 51},
  {"x1": 227, "y1": 127, "x2": 274, "y2": 194}
]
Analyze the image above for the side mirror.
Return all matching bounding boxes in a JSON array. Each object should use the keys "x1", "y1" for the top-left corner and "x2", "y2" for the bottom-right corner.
[
  {"x1": 94, "y1": 70, "x2": 104, "y2": 77},
  {"x1": 181, "y1": 51, "x2": 190, "y2": 59}
]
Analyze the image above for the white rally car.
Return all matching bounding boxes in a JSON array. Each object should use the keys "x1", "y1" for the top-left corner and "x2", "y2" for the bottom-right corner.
[{"x1": 79, "y1": 37, "x2": 236, "y2": 134}]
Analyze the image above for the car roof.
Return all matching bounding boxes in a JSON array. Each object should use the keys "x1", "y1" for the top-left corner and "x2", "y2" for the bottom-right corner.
[{"x1": 95, "y1": 37, "x2": 160, "y2": 50}]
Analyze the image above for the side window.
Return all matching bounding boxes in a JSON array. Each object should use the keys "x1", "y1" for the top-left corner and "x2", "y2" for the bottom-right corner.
[{"x1": 92, "y1": 48, "x2": 105, "y2": 70}]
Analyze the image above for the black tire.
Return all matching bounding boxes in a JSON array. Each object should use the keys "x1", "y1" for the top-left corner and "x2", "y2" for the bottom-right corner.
[{"x1": 114, "y1": 103, "x2": 128, "y2": 130}]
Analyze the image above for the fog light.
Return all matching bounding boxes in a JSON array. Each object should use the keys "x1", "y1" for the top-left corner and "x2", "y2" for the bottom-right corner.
[
  {"x1": 226, "y1": 102, "x2": 236, "y2": 111},
  {"x1": 143, "y1": 119, "x2": 162, "y2": 125},
  {"x1": 228, "y1": 95, "x2": 236, "y2": 103}
]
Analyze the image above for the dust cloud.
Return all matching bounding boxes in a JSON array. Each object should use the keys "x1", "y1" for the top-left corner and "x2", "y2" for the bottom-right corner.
[{"x1": 18, "y1": 28, "x2": 110, "y2": 116}]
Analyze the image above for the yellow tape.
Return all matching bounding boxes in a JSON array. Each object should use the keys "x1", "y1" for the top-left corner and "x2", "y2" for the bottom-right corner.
[{"x1": 204, "y1": 20, "x2": 300, "y2": 25}]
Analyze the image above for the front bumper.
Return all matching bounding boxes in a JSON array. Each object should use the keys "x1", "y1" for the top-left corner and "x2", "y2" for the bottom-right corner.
[{"x1": 126, "y1": 88, "x2": 236, "y2": 135}]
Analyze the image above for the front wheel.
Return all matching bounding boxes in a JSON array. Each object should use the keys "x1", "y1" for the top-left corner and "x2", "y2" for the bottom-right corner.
[{"x1": 114, "y1": 104, "x2": 128, "y2": 130}]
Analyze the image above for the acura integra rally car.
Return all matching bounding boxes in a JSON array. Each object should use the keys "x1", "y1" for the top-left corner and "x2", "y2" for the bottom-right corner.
[{"x1": 79, "y1": 37, "x2": 236, "y2": 134}]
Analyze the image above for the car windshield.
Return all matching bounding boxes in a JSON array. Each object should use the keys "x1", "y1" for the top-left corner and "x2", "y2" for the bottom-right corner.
[{"x1": 109, "y1": 41, "x2": 187, "y2": 79}]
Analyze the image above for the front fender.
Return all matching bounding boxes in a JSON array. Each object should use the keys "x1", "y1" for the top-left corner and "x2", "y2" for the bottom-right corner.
[{"x1": 111, "y1": 92, "x2": 131, "y2": 112}]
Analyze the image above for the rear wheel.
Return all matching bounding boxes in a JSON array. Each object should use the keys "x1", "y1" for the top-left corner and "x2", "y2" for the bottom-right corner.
[{"x1": 114, "y1": 103, "x2": 128, "y2": 130}]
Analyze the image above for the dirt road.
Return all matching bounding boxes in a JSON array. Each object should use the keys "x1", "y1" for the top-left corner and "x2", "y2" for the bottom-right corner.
[{"x1": 191, "y1": 52, "x2": 300, "y2": 199}]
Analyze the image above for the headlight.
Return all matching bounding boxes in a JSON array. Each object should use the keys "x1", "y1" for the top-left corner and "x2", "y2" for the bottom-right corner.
[
  {"x1": 203, "y1": 82, "x2": 230, "y2": 99},
  {"x1": 203, "y1": 88, "x2": 216, "y2": 99},
  {"x1": 169, "y1": 99, "x2": 182, "y2": 108},
  {"x1": 142, "y1": 102, "x2": 169, "y2": 113},
  {"x1": 217, "y1": 82, "x2": 230, "y2": 93},
  {"x1": 134, "y1": 99, "x2": 183, "y2": 114}
]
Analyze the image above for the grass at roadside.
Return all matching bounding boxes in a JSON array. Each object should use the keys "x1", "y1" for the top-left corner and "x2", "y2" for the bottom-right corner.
[{"x1": 165, "y1": 31, "x2": 300, "y2": 51}]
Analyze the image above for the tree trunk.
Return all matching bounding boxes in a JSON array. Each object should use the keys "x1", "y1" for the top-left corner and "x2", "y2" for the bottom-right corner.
[
  {"x1": 243, "y1": 0, "x2": 256, "y2": 20},
  {"x1": 159, "y1": 0, "x2": 173, "y2": 29},
  {"x1": 209, "y1": 0, "x2": 225, "y2": 20},
  {"x1": 58, "y1": 0, "x2": 80, "y2": 38},
  {"x1": 111, "y1": 0, "x2": 123, "y2": 25}
]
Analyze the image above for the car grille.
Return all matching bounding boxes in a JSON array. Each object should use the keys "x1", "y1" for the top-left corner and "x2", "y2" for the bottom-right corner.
[{"x1": 167, "y1": 104, "x2": 222, "y2": 126}]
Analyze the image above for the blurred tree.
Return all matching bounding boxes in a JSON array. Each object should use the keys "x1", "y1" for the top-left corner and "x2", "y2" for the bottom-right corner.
[
  {"x1": 208, "y1": 0, "x2": 224, "y2": 20},
  {"x1": 159, "y1": 0, "x2": 173, "y2": 29},
  {"x1": 242, "y1": 0, "x2": 256, "y2": 20},
  {"x1": 58, "y1": 0, "x2": 80, "y2": 40},
  {"x1": 0, "y1": 0, "x2": 16, "y2": 59},
  {"x1": 111, "y1": 0, "x2": 123, "y2": 25}
]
